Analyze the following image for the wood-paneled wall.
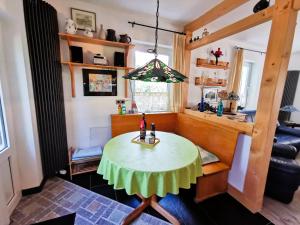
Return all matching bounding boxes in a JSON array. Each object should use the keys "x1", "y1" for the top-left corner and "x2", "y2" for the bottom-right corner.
[
  {"x1": 111, "y1": 112, "x2": 239, "y2": 168},
  {"x1": 175, "y1": 113, "x2": 239, "y2": 166},
  {"x1": 111, "y1": 113, "x2": 177, "y2": 137}
]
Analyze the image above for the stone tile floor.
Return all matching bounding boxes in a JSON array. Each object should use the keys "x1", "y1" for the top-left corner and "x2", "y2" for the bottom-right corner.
[
  {"x1": 10, "y1": 177, "x2": 170, "y2": 225},
  {"x1": 71, "y1": 172, "x2": 274, "y2": 225}
]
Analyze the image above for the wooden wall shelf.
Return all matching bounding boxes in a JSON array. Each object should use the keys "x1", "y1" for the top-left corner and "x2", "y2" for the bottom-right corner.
[
  {"x1": 196, "y1": 58, "x2": 229, "y2": 70},
  {"x1": 59, "y1": 33, "x2": 134, "y2": 97},
  {"x1": 61, "y1": 62, "x2": 133, "y2": 70},
  {"x1": 59, "y1": 33, "x2": 135, "y2": 48}
]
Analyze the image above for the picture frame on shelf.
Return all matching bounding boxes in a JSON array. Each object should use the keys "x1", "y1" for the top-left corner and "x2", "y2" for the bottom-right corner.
[
  {"x1": 83, "y1": 69, "x2": 117, "y2": 96},
  {"x1": 71, "y1": 8, "x2": 96, "y2": 32},
  {"x1": 203, "y1": 88, "x2": 219, "y2": 103}
]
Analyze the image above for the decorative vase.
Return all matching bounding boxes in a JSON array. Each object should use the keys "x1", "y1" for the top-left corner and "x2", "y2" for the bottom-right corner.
[
  {"x1": 217, "y1": 100, "x2": 223, "y2": 117},
  {"x1": 215, "y1": 56, "x2": 219, "y2": 65},
  {"x1": 199, "y1": 86, "x2": 205, "y2": 112},
  {"x1": 99, "y1": 24, "x2": 106, "y2": 40}
]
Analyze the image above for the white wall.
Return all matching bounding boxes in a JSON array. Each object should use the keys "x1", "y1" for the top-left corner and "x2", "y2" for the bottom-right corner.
[
  {"x1": 187, "y1": 36, "x2": 266, "y2": 110},
  {"x1": 288, "y1": 52, "x2": 300, "y2": 123},
  {"x1": 45, "y1": 0, "x2": 181, "y2": 148},
  {"x1": 0, "y1": 0, "x2": 43, "y2": 190}
]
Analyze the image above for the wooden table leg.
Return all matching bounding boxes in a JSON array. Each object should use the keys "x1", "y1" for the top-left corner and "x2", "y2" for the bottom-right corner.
[
  {"x1": 150, "y1": 195, "x2": 180, "y2": 225},
  {"x1": 121, "y1": 197, "x2": 151, "y2": 225},
  {"x1": 122, "y1": 195, "x2": 180, "y2": 225}
]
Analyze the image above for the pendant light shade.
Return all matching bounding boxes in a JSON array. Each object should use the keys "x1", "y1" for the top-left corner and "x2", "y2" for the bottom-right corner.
[
  {"x1": 123, "y1": 58, "x2": 187, "y2": 83},
  {"x1": 123, "y1": 0, "x2": 187, "y2": 83}
]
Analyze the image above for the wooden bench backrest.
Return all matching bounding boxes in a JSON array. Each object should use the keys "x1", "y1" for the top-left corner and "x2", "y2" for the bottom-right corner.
[
  {"x1": 111, "y1": 113, "x2": 177, "y2": 137},
  {"x1": 175, "y1": 113, "x2": 239, "y2": 166},
  {"x1": 111, "y1": 112, "x2": 239, "y2": 167}
]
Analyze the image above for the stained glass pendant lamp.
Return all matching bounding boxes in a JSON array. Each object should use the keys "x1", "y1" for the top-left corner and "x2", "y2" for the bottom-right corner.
[{"x1": 123, "y1": 0, "x2": 187, "y2": 83}]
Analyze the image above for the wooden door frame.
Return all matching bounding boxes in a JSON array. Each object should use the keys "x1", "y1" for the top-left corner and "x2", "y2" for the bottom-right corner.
[{"x1": 183, "y1": 0, "x2": 299, "y2": 212}]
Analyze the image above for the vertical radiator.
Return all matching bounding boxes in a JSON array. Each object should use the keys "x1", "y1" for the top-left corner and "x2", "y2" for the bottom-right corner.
[{"x1": 23, "y1": 0, "x2": 68, "y2": 177}]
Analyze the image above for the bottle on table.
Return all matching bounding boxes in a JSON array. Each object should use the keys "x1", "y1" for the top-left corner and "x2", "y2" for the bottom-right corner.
[
  {"x1": 149, "y1": 123, "x2": 156, "y2": 144},
  {"x1": 140, "y1": 113, "x2": 147, "y2": 140}
]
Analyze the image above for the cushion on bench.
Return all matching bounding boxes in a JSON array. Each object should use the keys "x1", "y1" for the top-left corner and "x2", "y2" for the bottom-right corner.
[{"x1": 196, "y1": 145, "x2": 220, "y2": 165}]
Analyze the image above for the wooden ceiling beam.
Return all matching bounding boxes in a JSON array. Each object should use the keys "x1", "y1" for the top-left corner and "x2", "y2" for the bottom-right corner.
[
  {"x1": 186, "y1": 6, "x2": 274, "y2": 51},
  {"x1": 184, "y1": 0, "x2": 249, "y2": 32},
  {"x1": 294, "y1": 0, "x2": 300, "y2": 10}
]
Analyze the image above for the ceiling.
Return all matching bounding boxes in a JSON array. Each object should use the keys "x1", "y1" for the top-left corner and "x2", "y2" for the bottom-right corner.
[
  {"x1": 83, "y1": 0, "x2": 222, "y2": 25},
  {"x1": 83, "y1": 0, "x2": 300, "y2": 52}
]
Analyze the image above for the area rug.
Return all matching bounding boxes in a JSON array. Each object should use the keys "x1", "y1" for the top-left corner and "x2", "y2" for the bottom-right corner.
[{"x1": 10, "y1": 177, "x2": 170, "y2": 225}]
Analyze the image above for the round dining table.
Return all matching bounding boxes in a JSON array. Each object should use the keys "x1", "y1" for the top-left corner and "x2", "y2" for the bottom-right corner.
[{"x1": 98, "y1": 131, "x2": 202, "y2": 225}]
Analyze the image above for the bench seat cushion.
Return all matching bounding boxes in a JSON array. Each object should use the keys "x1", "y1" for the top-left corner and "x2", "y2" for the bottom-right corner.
[{"x1": 202, "y1": 162, "x2": 230, "y2": 176}]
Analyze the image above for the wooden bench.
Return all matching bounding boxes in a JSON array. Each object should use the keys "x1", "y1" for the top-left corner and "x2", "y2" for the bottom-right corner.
[{"x1": 111, "y1": 112, "x2": 240, "y2": 202}]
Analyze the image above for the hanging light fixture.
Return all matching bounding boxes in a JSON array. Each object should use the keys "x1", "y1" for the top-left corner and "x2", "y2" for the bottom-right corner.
[{"x1": 123, "y1": 0, "x2": 187, "y2": 83}]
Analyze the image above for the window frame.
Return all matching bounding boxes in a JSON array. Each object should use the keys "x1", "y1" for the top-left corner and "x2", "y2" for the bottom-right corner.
[
  {"x1": 0, "y1": 97, "x2": 8, "y2": 152},
  {"x1": 131, "y1": 45, "x2": 172, "y2": 113},
  {"x1": 238, "y1": 61, "x2": 253, "y2": 109}
]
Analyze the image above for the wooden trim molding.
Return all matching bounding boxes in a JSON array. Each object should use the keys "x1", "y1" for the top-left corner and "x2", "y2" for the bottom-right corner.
[
  {"x1": 186, "y1": 6, "x2": 274, "y2": 50},
  {"x1": 294, "y1": 0, "x2": 300, "y2": 10},
  {"x1": 184, "y1": 0, "x2": 249, "y2": 32}
]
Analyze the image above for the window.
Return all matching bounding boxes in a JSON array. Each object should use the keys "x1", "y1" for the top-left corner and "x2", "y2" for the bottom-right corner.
[
  {"x1": 132, "y1": 51, "x2": 170, "y2": 113},
  {"x1": 0, "y1": 98, "x2": 7, "y2": 152},
  {"x1": 238, "y1": 62, "x2": 253, "y2": 109}
]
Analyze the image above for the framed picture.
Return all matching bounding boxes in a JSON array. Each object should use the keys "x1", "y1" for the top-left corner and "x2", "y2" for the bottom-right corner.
[
  {"x1": 203, "y1": 88, "x2": 218, "y2": 103},
  {"x1": 83, "y1": 69, "x2": 117, "y2": 96},
  {"x1": 71, "y1": 8, "x2": 96, "y2": 32}
]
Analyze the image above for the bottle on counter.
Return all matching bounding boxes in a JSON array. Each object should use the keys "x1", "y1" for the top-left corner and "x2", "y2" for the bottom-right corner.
[
  {"x1": 121, "y1": 101, "x2": 126, "y2": 115},
  {"x1": 118, "y1": 102, "x2": 122, "y2": 115},
  {"x1": 217, "y1": 100, "x2": 223, "y2": 117},
  {"x1": 140, "y1": 113, "x2": 147, "y2": 140}
]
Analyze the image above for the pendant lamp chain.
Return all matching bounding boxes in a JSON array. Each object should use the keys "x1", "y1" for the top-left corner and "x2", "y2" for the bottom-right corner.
[{"x1": 148, "y1": 0, "x2": 159, "y2": 58}]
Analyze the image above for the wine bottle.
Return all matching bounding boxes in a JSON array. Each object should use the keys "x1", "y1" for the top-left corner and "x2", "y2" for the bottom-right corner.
[{"x1": 140, "y1": 113, "x2": 146, "y2": 140}]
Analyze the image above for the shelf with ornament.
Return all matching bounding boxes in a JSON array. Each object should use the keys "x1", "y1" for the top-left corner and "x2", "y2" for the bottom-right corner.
[{"x1": 196, "y1": 58, "x2": 229, "y2": 70}]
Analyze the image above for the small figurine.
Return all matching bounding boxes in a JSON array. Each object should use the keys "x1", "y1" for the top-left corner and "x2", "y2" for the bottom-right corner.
[
  {"x1": 202, "y1": 28, "x2": 209, "y2": 38},
  {"x1": 83, "y1": 27, "x2": 93, "y2": 38}
]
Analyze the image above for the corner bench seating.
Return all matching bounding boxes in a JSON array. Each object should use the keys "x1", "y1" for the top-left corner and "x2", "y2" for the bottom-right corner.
[{"x1": 111, "y1": 112, "x2": 240, "y2": 202}]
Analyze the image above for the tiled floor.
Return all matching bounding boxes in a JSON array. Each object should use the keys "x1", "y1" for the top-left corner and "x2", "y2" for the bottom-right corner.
[
  {"x1": 70, "y1": 172, "x2": 273, "y2": 225},
  {"x1": 10, "y1": 177, "x2": 170, "y2": 225}
]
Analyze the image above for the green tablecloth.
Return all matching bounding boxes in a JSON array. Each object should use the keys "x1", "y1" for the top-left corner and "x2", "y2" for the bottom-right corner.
[{"x1": 98, "y1": 131, "x2": 202, "y2": 198}]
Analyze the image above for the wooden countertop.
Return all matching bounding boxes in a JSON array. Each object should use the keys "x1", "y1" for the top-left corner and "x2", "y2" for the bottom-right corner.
[{"x1": 184, "y1": 109, "x2": 254, "y2": 136}]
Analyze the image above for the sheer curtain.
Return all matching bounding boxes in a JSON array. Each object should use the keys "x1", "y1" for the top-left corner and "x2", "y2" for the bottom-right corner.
[
  {"x1": 228, "y1": 48, "x2": 244, "y2": 111},
  {"x1": 171, "y1": 34, "x2": 186, "y2": 112}
]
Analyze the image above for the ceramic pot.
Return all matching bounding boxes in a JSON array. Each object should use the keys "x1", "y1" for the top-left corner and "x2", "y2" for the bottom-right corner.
[
  {"x1": 65, "y1": 18, "x2": 77, "y2": 34},
  {"x1": 83, "y1": 27, "x2": 93, "y2": 38},
  {"x1": 106, "y1": 29, "x2": 117, "y2": 42},
  {"x1": 253, "y1": 0, "x2": 270, "y2": 13},
  {"x1": 119, "y1": 34, "x2": 132, "y2": 44}
]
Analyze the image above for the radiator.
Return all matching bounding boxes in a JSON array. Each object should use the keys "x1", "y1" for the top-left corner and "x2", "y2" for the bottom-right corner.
[{"x1": 23, "y1": 0, "x2": 68, "y2": 177}]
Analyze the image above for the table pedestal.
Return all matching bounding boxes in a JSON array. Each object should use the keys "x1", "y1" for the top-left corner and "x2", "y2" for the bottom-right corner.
[{"x1": 122, "y1": 195, "x2": 180, "y2": 225}]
